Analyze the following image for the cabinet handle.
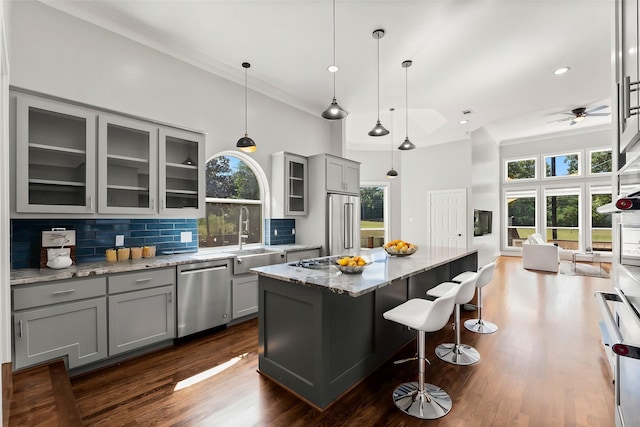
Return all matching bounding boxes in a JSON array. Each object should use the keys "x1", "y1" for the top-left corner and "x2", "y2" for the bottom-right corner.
[
  {"x1": 167, "y1": 292, "x2": 172, "y2": 303},
  {"x1": 52, "y1": 289, "x2": 76, "y2": 295},
  {"x1": 88, "y1": 195, "x2": 93, "y2": 209},
  {"x1": 160, "y1": 199, "x2": 164, "y2": 210},
  {"x1": 135, "y1": 278, "x2": 153, "y2": 283},
  {"x1": 18, "y1": 320, "x2": 23, "y2": 338},
  {"x1": 624, "y1": 75, "x2": 640, "y2": 118}
]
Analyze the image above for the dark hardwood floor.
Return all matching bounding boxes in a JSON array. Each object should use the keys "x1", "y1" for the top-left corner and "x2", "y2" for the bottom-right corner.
[{"x1": 9, "y1": 256, "x2": 616, "y2": 426}]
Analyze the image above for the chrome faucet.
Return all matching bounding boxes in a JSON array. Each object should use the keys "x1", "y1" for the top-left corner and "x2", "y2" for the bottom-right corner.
[{"x1": 238, "y1": 205, "x2": 249, "y2": 250}]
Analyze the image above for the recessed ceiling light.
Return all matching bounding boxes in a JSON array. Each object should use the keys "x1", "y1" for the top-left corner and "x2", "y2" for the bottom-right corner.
[
  {"x1": 327, "y1": 64, "x2": 339, "y2": 73},
  {"x1": 459, "y1": 120, "x2": 468, "y2": 125},
  {"x1": 554, "y1": 66, "x2": 570, "y2": 75}
]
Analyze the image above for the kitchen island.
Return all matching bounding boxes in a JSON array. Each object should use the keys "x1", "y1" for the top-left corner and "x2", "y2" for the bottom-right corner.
[{"x1": 252, "y1": 246, "x2": 477, "y2": 410}]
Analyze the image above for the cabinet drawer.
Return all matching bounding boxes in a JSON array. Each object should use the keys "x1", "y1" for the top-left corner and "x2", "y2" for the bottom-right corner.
[
  {"x1": 108, "y1": 267, "x2": 175, "y2": 294},
  {"x1": 13, "y1": 277, "x2": 107, "y2": 310}
]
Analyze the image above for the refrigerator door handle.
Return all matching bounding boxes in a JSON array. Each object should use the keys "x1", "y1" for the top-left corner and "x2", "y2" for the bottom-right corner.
[{"x1": 344, "y1": 202, "x2": 353, "y2": 249}]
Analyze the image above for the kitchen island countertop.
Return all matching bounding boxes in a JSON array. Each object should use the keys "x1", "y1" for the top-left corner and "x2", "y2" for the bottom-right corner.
[{"x1": 252, "y1": 246, "x2": 477, "y2": 297}]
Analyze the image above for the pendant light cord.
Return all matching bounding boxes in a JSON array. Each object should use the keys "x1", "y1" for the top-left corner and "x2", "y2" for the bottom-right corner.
[
  {"x1": 390, "y1": 108, "x2": 394, "y2": 168},
  {"x1": 244, "y1": 66, "x2": 248, "y2": 135},
  {"x1": 405, "y1": 65, "x2": 408, "y2": 138},
  {"x1": 332, "y1": 0, "x2": 336, "y2": 98},
  {"x1": 376, "y1": 36, "x2": 381, "y2": 121}
]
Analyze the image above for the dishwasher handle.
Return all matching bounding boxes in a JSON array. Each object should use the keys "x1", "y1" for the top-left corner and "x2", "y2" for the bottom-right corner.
[
  {"x1": 179, "y1": 265, "x2": 228, "y2": 275},
  {"x1": 595, "y1": 288, "x2": 640, "y2": 360}
]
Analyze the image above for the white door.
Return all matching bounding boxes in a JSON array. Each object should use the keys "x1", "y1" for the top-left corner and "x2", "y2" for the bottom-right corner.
[{"x1": 427, "y1": 188, "x2": 467, "y2": 250}]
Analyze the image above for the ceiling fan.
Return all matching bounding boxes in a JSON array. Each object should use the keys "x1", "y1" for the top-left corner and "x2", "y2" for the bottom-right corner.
[{"x1": 547, "y1": 105, "x2": 610, "y2": 126}]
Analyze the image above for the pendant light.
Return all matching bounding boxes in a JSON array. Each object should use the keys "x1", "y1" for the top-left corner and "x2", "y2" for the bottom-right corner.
[
  {"x1": 398, "y1": 60, "x2": 416, "y2": 150},
  {"x1": 321, "y1": 0, "x2": 348, "y2": 120},
  {"x1": 386, "y1": 107, "x2": 398, "y2": 178},
  {"x1": 237, "y1": 62, "x2": 257, "y2": 153},
  {"x1": 368, "y1": 29, "x2": 389, "y2": 136}
]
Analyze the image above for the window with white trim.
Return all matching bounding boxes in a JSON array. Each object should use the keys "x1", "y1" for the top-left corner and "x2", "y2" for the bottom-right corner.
[
  {"x1": 360, "y1": 184, "x2": 389, "y2": 248},
  {"x1": 544, "y1": 152, "x2": 580, "y2": 178},
  {"x1": 198, "y1": 153, "x2": 264, "y2": 248},
  {"x1": 505, "y1": 157, "x2": 537, "y2": 181},
  {"x1": 505, "y1": 189, "x2": 537, "y2": 248},
  {"x1": 588, "y1": 148, "x2": 612, "y2": 175},
  {"x1": 544, "y1": 187, "x2": 581, "y2": 250},
  {"x1": 590, "y1": 185, "x2": 612, "y2": 252}
]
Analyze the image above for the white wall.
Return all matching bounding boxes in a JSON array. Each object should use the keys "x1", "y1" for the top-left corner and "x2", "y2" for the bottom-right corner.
[
  {"x1": 1, "y1": 0, "x2": 9, "y2": 424},
  {"x1": 470, "y1": 128, "x2": 501, "y2": 264},
  {"x1": 397, "y1": 139, "x2": 472, "y2": 247},
  {"x1": 9, "y1": 1, "x2": 335, "y2": 182}
]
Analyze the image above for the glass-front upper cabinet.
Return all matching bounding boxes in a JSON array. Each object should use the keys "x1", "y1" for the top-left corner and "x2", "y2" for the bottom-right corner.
[
  {"x1": 15, "y1": 94, "x2": 96, "y2": 213},
  {"x1": 98, "y1": 114, "x2": 158, "y2": 215},
  {"x1": 158, "y1": 127, "x2": 204, "y2": 216}
]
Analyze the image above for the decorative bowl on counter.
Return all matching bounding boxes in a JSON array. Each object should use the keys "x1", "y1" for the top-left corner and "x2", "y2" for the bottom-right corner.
[
  {"x1": 383, "y1": 240, "x2": 418, "y2": 257},
  {"x1": 335, "y1": 255, "x2": 371, "y2": 274}
]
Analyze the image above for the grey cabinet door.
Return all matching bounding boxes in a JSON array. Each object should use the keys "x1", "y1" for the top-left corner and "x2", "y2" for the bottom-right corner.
[
  {"x1": 232, "y1": 274, "x2": 258, "y2": 319},
  {"x1": 13, "y1": 297, "x2": 107, "y2": 370},
  {"x1": 108, "y1": 285, "x2": 175, "y2": 356}
]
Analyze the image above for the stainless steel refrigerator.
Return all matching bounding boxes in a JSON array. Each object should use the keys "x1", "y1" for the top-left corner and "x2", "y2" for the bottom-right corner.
[{"x1": 326, "y1": 193, "x2": 360, "y2": 256}]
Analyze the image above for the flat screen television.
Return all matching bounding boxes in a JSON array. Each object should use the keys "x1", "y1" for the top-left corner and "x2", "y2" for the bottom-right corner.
[{"x1": 474, "y1": 209, "x2": 493, "y2": 236}]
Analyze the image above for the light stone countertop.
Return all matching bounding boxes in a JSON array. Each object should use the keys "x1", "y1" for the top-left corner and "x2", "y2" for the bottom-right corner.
[
  {"x1": 10, "y1": 244, "x2": 322, "y2": 286},
  {"x1": 251, "y1": 247, "x2": 477, "y2": 297}
]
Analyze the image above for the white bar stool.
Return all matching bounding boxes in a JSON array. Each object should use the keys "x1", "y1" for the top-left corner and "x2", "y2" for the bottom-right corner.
[
  {"x1": 458, "y1": 261, "x2": 498, "y2": 334},
  {"x1": 426, "y1": 275, "x2": 480, "y2": 365},
  {"x1": 383, "y1": 287, "x2": 458, "y2": 420}
]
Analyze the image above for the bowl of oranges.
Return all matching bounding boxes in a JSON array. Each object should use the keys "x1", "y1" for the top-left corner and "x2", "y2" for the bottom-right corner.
[
  {"x1": 384, "y1": 240, "x2": 418, "y2": 257},
  {"x1": 335, "y1": 255, "x2": 371, "y2": 274}
]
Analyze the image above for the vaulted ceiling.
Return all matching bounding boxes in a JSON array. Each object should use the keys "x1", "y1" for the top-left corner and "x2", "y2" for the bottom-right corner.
[{"x1": 41, "y1": 0, "x2": 613, "y2": 150}]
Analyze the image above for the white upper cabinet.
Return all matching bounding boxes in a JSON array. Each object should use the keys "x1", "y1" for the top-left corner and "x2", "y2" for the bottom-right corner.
[
  {"x1": 98, "y1": 114, "x2": 158, "y2": 215},
  {"x1": 158, "y1": 127, "x2": 205, "y2": 216},
  {"x1": 15, "y1": 94, "x2": 96, "y2": 214},
  {"x1": 618, "y1": 0, "x2": 640, "y2": 152}
]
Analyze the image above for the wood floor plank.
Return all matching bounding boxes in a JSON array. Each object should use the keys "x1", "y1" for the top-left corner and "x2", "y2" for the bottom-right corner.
[{"x1": 9, "y1": 256, "x2": 616, "y2": 426}]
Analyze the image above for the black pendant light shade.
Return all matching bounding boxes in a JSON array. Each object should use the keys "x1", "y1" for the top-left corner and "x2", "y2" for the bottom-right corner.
[
  {"x1": 322, "y1": 98, "x2": 349, "y2": 119},
  {"x1": 237, "y1": 62, "x2": 256, "y2": 153},
  {"x1": 386, "y1": 107, "x2": 398, "y2": 178},
  {"x1": 322, "y1": 0, "x2": 348, "y2": 120},
  {"x1": 368, "y1": 29, "x2": 389, "y2": 136},
  {"x1": 398, "y1": 59, "x2": 415, "y2": 150}
]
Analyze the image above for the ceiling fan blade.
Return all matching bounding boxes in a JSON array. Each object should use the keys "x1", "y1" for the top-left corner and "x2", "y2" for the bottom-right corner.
[
  {"x1": 547, "y1": 116, "x2": 573, "y2": 123},
  {"x1": 569, "y1": 120, "x2": 577, "y2": 126},
  {"x1": 586, "y1": 105, "x2": 608, "y2": 114},
  {"x1": 587, "y1": 112, "x2": 610, "y2": 117}
]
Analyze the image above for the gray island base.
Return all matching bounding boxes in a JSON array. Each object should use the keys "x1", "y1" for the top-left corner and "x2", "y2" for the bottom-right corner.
[{"x1": 252, "y1": 247, "x2": 477, "y2": 410}]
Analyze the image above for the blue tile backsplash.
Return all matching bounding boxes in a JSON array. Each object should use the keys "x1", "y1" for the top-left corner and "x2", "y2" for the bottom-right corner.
[
  {"x1": 264, "y1": 218, "x2": 296, "y2": 245},
  {"x1": 11, "y1": 218, "x2": 198, "y2": 269}
]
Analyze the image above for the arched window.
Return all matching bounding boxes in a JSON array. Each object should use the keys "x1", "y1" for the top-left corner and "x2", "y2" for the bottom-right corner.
[{"x1": 198, "y1": 151, "x2": 266, "y2": 249}]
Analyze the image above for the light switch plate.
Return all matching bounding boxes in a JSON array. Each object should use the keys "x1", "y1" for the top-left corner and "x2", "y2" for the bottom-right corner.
[
  {"x1": 181, "y1": 231, "x2": 192, "y2": 243},
  {"x1": 115, "y1": 235, "x2": 125, "y2": 247}
]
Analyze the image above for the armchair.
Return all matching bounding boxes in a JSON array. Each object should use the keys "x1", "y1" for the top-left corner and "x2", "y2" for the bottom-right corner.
[{"x1": 522, "y1": 233, "x2": 559, "y2": 272}]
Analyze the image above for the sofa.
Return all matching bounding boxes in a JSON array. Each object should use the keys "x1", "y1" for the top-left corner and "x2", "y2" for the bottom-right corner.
[{"x1": 522, "y1": 233, "x2": 560, "y2": 272}]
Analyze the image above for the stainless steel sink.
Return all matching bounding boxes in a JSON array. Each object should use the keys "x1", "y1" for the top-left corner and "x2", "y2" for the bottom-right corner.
[{"x1": 230, "y1": 248, "x2": 285, "y2": 274}]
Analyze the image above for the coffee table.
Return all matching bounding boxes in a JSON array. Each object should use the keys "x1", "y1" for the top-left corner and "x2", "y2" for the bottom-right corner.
[{"x1": 572, "y1": 251, "x2": 602, "y2": 272}]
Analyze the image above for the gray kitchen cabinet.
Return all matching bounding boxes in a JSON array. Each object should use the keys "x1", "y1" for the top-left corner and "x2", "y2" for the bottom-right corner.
[
  {"x1": 14, "y1": 92, "x2": 97, "y2": 214},
  {"x1": 12, "y1": 277, "x2": 108, "y2": 370},
  {"x1": 271, "y1": 152, "x2": 308, "y2": 217},
  {"x1": 108, "y1": 268, "x2": 176, "y2": 356},
  {"x1": 159, "y1": 127, "x2": 205, "y2": 216},
  {"x1": 286, "y1": 248, "x2": 320, "y2": 263},
  {"x1": 312, "y1": 154, "x2": 360, "y2": 195},
  {"x1": 232, "y1": 273, "x2": 259, "y2": 319},
  {"x1": 618, "y1": 0, "x2": 640, "y2": 152},
  {"x1": 98, "y1": 114, "x2": 158, "y2": 215},
  {"x1": 11, "y1": 89, "x2": 205, "y2": 218}
]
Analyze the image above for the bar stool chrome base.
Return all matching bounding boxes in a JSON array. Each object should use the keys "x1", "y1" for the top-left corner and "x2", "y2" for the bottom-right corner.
[
  {"x1": 435, "y1": 342, "x2": 480, "y2": 365},
  {"x1": 464, "y1": 318, "x2": 498, "y2": 334},
  {"x1": 392, "y1": 381, "x2": 452, "y2": 420}
]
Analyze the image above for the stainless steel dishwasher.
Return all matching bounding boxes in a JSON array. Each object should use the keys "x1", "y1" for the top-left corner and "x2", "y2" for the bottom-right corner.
[{"x1": 177, "y1": 260, "x2": 231, "y2": 338}]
